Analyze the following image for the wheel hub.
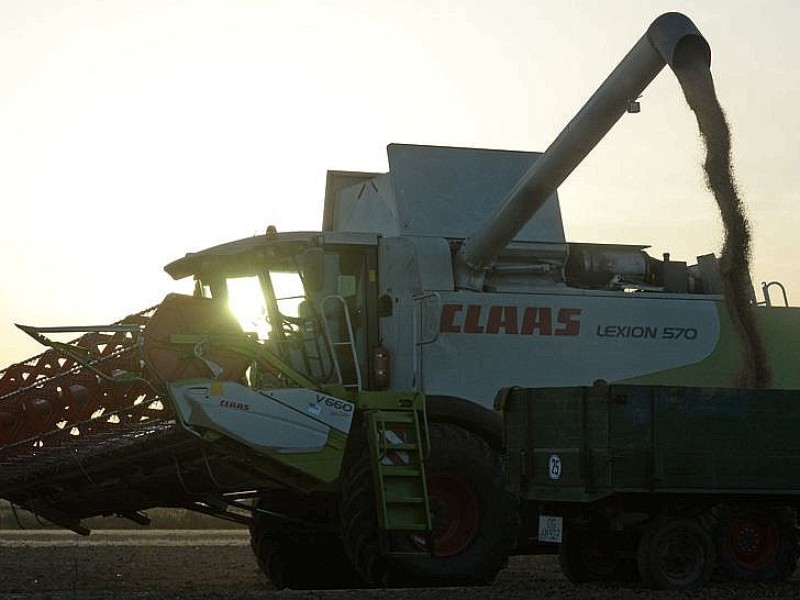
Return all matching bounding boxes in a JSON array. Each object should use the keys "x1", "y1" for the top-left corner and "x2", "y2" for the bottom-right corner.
[
  {"x1": 727, "y1": 511, "x2": 780, "y2": 570},
  {"x1": 411, "y1": 473, "x2": 480, "y2": 557},
  {"x1": 659, "y1": 532, "x2": 705, "y2": 582}
]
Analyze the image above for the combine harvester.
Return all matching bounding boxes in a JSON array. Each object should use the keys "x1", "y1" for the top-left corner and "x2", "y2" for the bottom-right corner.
[{"x1": 1, "y1": 12, "x2": 798, "y2": 590}]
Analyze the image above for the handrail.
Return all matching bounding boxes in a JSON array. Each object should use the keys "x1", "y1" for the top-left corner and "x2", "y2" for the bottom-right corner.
[
  {"x1": 320, "y1": 295, "x2": 363, "y2": 390},
  {"x1": 760, "y1": 281, "x2": 789, "y2": 308}
]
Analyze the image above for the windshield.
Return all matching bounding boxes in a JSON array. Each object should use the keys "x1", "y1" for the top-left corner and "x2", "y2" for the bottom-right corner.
[
  {"x1": 271, "y1": 271, "x2": 305, "y2": 325},
  {"x1": 224, "y1": 270, "x2": 307, "y2": 342},
  {"x1": 226, "y1": 275, "x2": 269, "y2": 340}
]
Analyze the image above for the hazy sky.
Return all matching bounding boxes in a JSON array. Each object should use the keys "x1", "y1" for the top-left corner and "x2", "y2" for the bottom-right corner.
[{"x1": 2, "y1": 0, "x2": 799, "y2": 365}]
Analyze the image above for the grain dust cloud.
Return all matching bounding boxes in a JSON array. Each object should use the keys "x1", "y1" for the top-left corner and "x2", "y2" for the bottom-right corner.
[{"x1": 675, "y1": 58, "x2": 771, "y2": 388}]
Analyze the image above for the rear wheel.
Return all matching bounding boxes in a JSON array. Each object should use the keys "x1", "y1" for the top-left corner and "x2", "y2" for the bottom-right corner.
[
  {"x1": 340, "y1": 422, "x2": 517, "y2": 587},
  {"x1": 716, "y1": 505, "x2": 798, "y2": 582},
  {"x1": 637, "y1": 517, "x2": 714, "y2": 590}
]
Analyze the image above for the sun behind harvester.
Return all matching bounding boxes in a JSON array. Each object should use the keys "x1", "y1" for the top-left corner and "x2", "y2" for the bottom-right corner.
[{"x1": 1, "y1": 12, "x2": 799, "y2": 591}]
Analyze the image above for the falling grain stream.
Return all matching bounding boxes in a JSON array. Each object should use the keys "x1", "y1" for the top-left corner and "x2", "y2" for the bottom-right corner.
[{"x1": 675, "y1": 58, "x2": 771, "y2": 388}]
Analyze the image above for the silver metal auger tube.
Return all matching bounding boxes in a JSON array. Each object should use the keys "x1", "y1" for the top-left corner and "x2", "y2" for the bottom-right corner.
[{"x1": 454, "y1": 12, "x2": 711, "y2": 290}]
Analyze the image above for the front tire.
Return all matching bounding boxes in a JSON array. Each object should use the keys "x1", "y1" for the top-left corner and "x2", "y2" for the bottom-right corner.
[
  {"x1": 251, "y1": 529, "x2": 363, "y2": 589},
  {"x1": 249, "y1": 492, "x2": 364, "y2": 589},
  {"x1": 340, "y1": 422, "x2": 517, "y2": 587}
]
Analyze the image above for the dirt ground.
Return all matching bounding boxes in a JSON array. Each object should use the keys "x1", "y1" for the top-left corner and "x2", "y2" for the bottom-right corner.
[{"x1": 2, "y1": 530, "x2": 800, "y2": 600}]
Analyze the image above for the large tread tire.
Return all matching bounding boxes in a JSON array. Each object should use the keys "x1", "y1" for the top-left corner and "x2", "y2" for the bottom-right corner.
[
  {"x1": 716, "y1": 505, "x2": 798, "y2": 582},
  {"x1": 559, "y1": 527, "x2": 638, "y2": 583},
  {"x1": 637, "y1": 517, "x2": 715, "y2": 590},
  {"x1": 249, "y1": 492, "x2": 365, "y2": 589},
  {"x1": 252, "y1": 529, "x2": 364, "y2": 589},
  {"x1": 340, "y1": 422, "x2": 517, "y2": 587}
]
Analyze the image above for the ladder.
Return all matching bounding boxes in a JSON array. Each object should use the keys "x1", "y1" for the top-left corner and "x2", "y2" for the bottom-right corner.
[
  {"x1": 320, "y1": 295, "x2": 362, "y2": 391},
  {"x1": 363, "y1": 393, "x2": 432, "y2": 555}
]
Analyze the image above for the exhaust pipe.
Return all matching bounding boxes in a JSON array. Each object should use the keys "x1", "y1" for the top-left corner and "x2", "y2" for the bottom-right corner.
[{"x1": 455, "y1": 12, "x2": 710, "y2": 289}]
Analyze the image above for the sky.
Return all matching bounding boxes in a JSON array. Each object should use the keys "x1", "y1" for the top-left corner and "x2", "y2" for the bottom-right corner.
[{"x1": 1, "y1": 0, "x2": 799, "y2": 366}]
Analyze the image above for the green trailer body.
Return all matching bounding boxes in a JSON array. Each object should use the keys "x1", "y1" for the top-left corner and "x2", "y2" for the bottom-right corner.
[
  {"x1": 503, "y1": 384, "x2": 800, "y2": 589},
  {"x1": 503, "y1": 384, "x2": 800, "y2": 502}
]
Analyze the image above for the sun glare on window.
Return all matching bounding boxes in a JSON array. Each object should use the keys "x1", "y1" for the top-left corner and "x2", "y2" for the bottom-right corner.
[
  {"x1": 271, "y1": 271, "x2": 305, "y2": 319},
  {"x1": 226, "y1": 276, "x2": 269, "y2": 340}
]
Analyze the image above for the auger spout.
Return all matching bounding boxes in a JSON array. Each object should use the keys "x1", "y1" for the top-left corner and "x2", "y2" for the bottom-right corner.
[{"x1": 454, "y1": 12, "x2": 710, "y2": 289}]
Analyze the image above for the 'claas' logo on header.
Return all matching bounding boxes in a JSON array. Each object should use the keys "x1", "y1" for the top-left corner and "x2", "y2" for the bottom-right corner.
[
  {"x1": 220, "y1": 399, "x2": 250, "y2": 411},
  {"x1": 439, "y1": 304, "x2": 581, "y2": 336}
]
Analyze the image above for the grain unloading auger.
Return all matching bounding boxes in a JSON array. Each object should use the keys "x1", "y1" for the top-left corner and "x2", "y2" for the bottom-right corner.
[
  {"x1": 455, "y1": 12, "x2": 711, "y2": 288},
  {"x1": 2, "y1": 10, "x2": 800, "y2": 591}
]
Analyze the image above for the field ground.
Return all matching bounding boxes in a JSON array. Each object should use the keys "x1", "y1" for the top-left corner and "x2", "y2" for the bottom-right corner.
[{"x1": 1, "y1": 529, "x2": 800, "y2": 600}]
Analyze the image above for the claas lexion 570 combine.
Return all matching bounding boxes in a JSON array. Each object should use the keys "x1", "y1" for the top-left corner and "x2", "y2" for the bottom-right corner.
[{"x1": 2, "y1": 13, "x2": 800, "y2": 591}]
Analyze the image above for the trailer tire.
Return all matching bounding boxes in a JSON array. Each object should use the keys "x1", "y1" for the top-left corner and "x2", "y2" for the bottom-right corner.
[
  {"x1": 716, "y1": 505, "x2": 798, "y2": 582},
  {"x1": 559, "y1": 528, "x2": 638, "y2": 583},
  {"x1": 637, "y1": 517, "x2": 715, "y2": 590},
  {"x1": 340, "y1": 422, "x2": 517, "y2": 587}
]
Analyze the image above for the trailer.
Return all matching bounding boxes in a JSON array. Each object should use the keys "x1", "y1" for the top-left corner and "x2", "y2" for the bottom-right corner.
[{"x1": 502, "y1": 383, "x2": 800, "y2": 589}]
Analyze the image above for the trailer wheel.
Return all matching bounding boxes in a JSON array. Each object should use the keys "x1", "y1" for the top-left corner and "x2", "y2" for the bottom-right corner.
[
  {"x1": 559, "y1": 528, "x2": 638, "y2": 583},
  {"x1": 637, "y1": 517, "x2": 715, "y2": 590},
  {"x1": 717, "y1": 506, "x2": 798, "y2": 581},
  {"x1": 340, "y1": 422, "x2": 517, "y2": 587}
]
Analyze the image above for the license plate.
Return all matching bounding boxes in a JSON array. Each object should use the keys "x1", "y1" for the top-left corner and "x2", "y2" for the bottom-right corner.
[{"x1": 538, "y1": 515, "x2": 563, "y2": 543}]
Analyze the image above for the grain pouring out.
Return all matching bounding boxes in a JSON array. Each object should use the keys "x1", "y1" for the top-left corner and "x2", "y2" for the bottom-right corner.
[{"x1": 675, "y1": 58, "x2": 771, "y2": 387}]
